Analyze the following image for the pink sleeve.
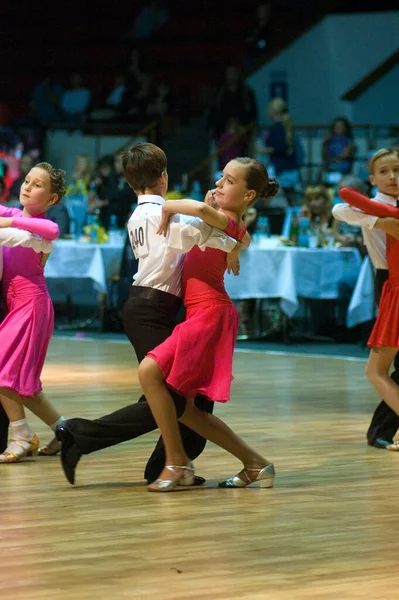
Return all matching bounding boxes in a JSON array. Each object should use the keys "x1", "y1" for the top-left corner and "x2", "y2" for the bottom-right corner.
[
  {"x1": 224, "y1": 216, "x2": 247, "y2": 241},
  {"x1": 11, "y1": 216, "x2": 60, "y2": 240},
  {"x1": 339, "y1": 188, "x2": 399, "y2": 219},
  {"x1": 0, "y1": 205, "x2": 22, "y2": 217}
]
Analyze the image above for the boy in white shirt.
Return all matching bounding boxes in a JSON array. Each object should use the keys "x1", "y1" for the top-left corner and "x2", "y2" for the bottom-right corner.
[
  {"x1": 57, "y1": 143, "x2": 244, "y2": 485},
  {"x1": 333, "y1": 148, "x2": 399, "y2": 449}
]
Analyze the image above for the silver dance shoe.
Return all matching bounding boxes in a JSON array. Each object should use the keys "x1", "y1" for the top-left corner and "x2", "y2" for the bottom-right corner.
[
  {"x1": 218, "y1": 463, "x2": 275, "y2": 488},
  {"x1": 147, "y1": 464, "x2": 195, "y2": 492}
]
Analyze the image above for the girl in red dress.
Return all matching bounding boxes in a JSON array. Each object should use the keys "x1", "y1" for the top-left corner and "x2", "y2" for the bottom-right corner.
[
  {"x1": 139, "y1": 158, "x2": 278, "y2": 491},
  {"x1": 339, "y1": 183, "x2": 399, "y2": 418}
]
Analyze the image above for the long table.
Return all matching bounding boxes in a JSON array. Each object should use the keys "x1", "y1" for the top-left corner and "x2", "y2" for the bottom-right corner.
[
  {"x1": 224, "y1": 238, "x2": 362, "y2": 320},
  {"x1": 45, "y1": 238, "x2": 125, "y2": 305},
  {"x1": 44, "y1": 236, "x2": 367, "y2": 329}
]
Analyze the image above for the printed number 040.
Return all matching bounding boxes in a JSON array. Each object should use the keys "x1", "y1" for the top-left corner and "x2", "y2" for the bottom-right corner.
[{"x1": 131, "y1": 227, "x2": 144, "y2": 248}]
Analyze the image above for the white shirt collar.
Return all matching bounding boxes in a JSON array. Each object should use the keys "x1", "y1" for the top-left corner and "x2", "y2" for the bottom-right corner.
[
  {"x1": 137, "y1": 194, "x2": 164, "y2": 206},
  {"x1": 374, "y1": 191, "x2": 399, "y2": 206}
]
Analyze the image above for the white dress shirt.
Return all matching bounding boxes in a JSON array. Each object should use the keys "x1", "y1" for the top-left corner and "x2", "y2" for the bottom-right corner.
[
  {"x1": 0, "y1": 229, "x2": 53, "y2": 279},
  {"x1": 127, "y1": 194, "x2": 236, "y2": 297},
  {"x1": 332, "y1": 191, "x2": 399, "y2": 270}
]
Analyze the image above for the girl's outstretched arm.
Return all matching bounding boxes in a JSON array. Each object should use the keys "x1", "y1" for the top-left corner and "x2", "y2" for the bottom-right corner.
[
  {"x1": 0, "y1": 215, "x2": 60, "y2": 240},
  {"x1": 339, "y1": 188, "x2": 399, "y2": 219}
]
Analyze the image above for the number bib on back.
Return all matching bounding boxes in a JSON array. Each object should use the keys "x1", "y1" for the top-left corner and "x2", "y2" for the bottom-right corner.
[{"x1": 128, "y1": 216, "x2": 150, "y2": 259}]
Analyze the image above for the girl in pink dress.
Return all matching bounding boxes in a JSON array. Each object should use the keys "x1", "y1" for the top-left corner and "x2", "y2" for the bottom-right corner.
[
  {"x1": 0, "y1": 162, "x2": 67, "y2": 463},
  {"x1": 139, "y1": 157, "x2": 278, "y2": 491},
  {"x1": 339, "y1": 184, "x2": 399, "y2": 419}
]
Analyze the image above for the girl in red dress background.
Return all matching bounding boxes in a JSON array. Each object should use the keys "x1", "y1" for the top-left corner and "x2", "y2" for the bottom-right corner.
[{"x1": 339, "y1": 159, "x2": 399, "y2": 419}]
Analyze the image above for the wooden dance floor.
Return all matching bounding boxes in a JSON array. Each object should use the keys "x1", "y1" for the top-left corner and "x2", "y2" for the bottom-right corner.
[{"x1": 2, "y1": 337, "x2": 399, "y2": 599}]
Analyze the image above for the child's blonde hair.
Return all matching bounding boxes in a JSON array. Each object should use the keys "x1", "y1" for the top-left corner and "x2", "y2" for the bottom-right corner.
[
  {"x1": 368, "y1": 148, "x2": 399, "y2": 174},
  {"x1": 303, "y1": 185, "x2": 332, "y2": 220}
]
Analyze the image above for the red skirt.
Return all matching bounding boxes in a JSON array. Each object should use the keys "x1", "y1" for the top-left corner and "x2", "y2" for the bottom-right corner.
[
  {"x1": 147, "y1": 300, "x2": 239, "y2": 402},
  {"x1": 368, "y1": 280, "x2": 399, "y2": 348}
]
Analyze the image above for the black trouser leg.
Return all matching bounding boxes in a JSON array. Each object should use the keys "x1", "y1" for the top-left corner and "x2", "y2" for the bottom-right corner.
[
  {"x1": 144, "y1": 394, "x2": 214, "y2": 482},
  {"x1": 367, "y1": 352, "x2": 399, "y2": 443},
  {"x1": 66, "y1": 288, "x2": 212, "y2": 482},
  {"x1": 0, "y1": 403, "x2": 9, "y2": 454}
]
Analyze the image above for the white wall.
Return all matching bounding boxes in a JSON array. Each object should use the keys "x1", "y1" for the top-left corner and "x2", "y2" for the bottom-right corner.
[
  {"x1": 248, "y1": 12, "x2": 399, "y2": 126},
  {"x1": 352, "y1": 64, "x2": 399, "y2": 125}
]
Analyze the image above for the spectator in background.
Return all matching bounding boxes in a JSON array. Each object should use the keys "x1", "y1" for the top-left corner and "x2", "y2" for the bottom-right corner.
[
  {"x1": 92, "y1": 154, "x2": 116, "y2": 228},
  {"x1": 67, "y1": 154, "x2": 94, "y2": 197},
  {"x1": 64, "y1": 154, "x2": 94, "y2": 236},
  {"x1": 91, "y1": 153, "x2": 137, "y2": 229},
  {"x1": 125, "y1": 1, "x2": 169, "y2": 40},
  {"x1": 262, "y1": 98, "x2": 296, "y2": 173},
  {"x1": 105, "y1": 74, "x2": 126, "y2": 113},
  {"x1": 301, "y1": 184, "x2": 334, "y2": 233},
  {"x1": 60, "y1": 73, "x2": 92, "y2": 124},
  {"x1": 121, "y1": 73, "x2": 156, "y2": 123},
  {"x1": 244, "y1": 2, "x2": 272, "y2": 67},
  {"x1": 217, "y1": 117, "x2": 247, "y2": 170},
  {"x1": 207, "y1": 66, "x2": 258, "y2": 154},
  {"x1": 322, "y1": 117, "x2": 356, "y2": 179},
  {"x1": 147, "y1": 81, "x2": 174, "y2": 120},
  {"x1": 261, "y1": 98, "x2": 302, "y2": 204},
  {"x1": 89, "y1": 74, "x2": 127, "y2": 122},
  {"x1": 8, "y1": 153, "x2": 35, "y2": 204},
  {"x1": 108, "y1": 153, "x2": 137, "y2": 228},
  {"x1": 30, "y1": 74, "x2": 65, "y2": 126}
]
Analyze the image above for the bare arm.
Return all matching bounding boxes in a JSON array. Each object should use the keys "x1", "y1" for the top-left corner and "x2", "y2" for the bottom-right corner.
[
  {"x1": 159, "y1": 199, "x2": 228, "y2": 234},
  {"x1": 226, "y1": 232, "x2": 250, "y2": 275}
]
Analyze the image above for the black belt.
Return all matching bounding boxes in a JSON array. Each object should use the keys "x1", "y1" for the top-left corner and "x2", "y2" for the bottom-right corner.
[{"x1": 129, "y1": 285, "x2": 182, "y2": 312}]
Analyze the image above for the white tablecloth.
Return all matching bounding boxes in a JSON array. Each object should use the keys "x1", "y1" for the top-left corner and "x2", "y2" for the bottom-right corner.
[
  {"x1": 45, "y1": 238, "x2": 125, "y2": 303},
  {"x1": 225, "y1": 239, "x2": 362, "y2": 318},
  {"x1": 346, "y1": 256, "x2": 376, "y2": 328}
]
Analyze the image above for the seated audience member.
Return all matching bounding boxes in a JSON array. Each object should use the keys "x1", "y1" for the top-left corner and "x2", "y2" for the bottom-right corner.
[
  {"x1": 60, "y1": 73, "x2": 92, "y2": 124},
  {"x1": 301, "y1": 185, "x2": 336, "y2": 337},
  {"x1": 30, "y1": 74, "x2": 65, "y2": 126},
  {"x1": 89, "y1": 75, "x2": 127, "y2": 122},
  {"x1": 322, "y1": 117, "x2": 356, "y2": 178},
  {"x1": 121, "y1": 73, "x2": 156, "y2": 123},
  {"x1": 301, "y1": 185, "x2": 334, "y2": 235}
]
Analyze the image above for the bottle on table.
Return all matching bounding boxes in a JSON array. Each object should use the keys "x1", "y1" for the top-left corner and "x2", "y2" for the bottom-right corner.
[
  {"x1": 289, "y1": 215, "x2": 298, "y2": 246},
  {"x1": 297, "y1": 216, "x2": 310, "y2": 247}
]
